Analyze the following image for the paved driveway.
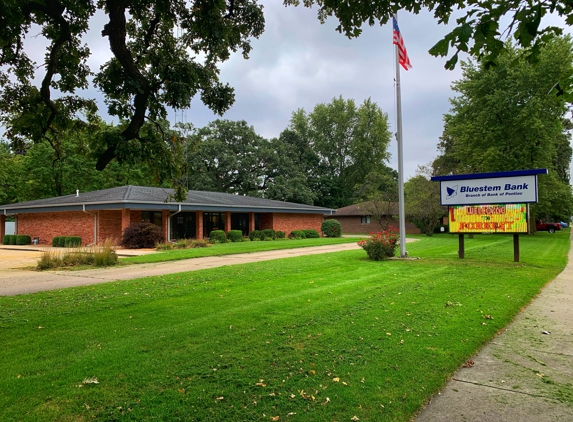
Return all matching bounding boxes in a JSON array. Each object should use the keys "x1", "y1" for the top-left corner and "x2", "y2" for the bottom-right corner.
[{"x1": 0, "y1": 248, "x2": 46, "y2": 270}]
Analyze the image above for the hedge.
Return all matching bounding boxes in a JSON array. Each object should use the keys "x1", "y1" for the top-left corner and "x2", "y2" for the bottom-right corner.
[
  {"x1": 321, "y1": 219, "x2": 342, "y2": 237},
  {"x1": 261, "y1": 229, "x2": 276, "y2": 239},
  {"x1": 302, "y1": 229, "x2": 320, "y2": 238},
  {"x1": 275, "y1": 231, "x2": 286, "y2": 239},
  {"x1": 210, "y1": 230, "x2": 227, "y2": 244},
  {"x1": 52, "y1": 236, "x2": 82, "y2": 247},
  {"x1": 289, "y1": 230, "x2": 306, "y2": 239},
  {"x1": 3, "y1": 235, "x2": 16, "y2": 245},
  {"x1": 249, "y1": 230, "x2": 265, "y2": 241},
  {"x1": 15, "y1": 235, "x2": 32, "y2": 245},
  {"x1": 227, "y1": 230, "x2": 243, "y2": 242}
]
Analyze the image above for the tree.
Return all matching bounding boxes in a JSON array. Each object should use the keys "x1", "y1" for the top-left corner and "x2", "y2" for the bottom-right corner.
[
  {"x1": 0, "y1": 141, "x2": 22, "y2": 205},
  {"x1": 433, "y1": 37, "x2": 573, "y2": 221},
  {"x1": 185, "y1": 120, "x2": 266, "y2": 196},
  {"x1": 289, "y1": 96, "x2": 392, "y2": 208},
  {"x1": 0, "y1": 128, "x2": 161, "y2": 205},
  {"x1": 354, "y1": 167, "x2": 399, "y2": 230},
  {"x1": 0, "y1": 0, "x2": 264, "y2": 186},
  {"x1": 261, "y1": 130, "x2": 320, "y2": 205},
  {"x1": 287, "y1": 0, "x2": 573, "y2": 73},
  {"x1": 404, "y1": 165, "x2": 445, "y2": 236}
]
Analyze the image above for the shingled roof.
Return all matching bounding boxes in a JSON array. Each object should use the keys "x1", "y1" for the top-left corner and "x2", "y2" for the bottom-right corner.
[
  {"x1": 334, "y1": 201, "x2": 399, "y2": 216},
  {"x1": 1, "y1": 186, "x2": 336, "y2": 215}
]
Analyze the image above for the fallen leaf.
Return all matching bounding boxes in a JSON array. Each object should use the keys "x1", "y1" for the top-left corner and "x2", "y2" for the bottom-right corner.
[
  {"x1": 82, "y1": 377, "x2": 99, "y2": 385},
  {"x1": 351, "y1": 416, "x2": 360, "y2": 421},
  {"x1": 215, "y1": 396, "x2": 224, "y2": 400},
  {"x1": 462, "y1": 360, "x2": 474, "y2": 368},
  {"x1": 270, "y1": 417, "x2": 279, "y2": 421},
  {"x1": 333, "y1": 377, "x2": 340, "y2": 382}
]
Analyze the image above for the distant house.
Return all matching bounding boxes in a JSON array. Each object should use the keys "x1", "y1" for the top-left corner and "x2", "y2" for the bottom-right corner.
[
  {"x1": 327, "y1": 201, "x2": 420, "y2": 234},
  {"x1": 0, "y1": 186, "x2": 335, "y2": 245}
]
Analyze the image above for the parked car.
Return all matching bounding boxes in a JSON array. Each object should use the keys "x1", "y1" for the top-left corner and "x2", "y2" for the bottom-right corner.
[{"x1": 536, "y1": 220, "x2": 562, "y2": 233}]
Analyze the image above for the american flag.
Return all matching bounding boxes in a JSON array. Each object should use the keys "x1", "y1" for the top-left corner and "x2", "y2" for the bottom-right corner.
[{"x1": 392, "y1": 15, "x2": 412, "y2": 71}]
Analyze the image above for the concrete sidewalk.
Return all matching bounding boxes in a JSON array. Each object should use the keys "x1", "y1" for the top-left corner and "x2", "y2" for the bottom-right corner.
[
  {"x1": 415, "y1": 236, "x2": 573, "y2": 421},
  {"x1": 0, "y1": 243, "x2": 361, "y2": 296}
]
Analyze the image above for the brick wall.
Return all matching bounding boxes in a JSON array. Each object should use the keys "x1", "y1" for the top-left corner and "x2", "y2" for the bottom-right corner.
[
  {"x1": 327, "y1": 216, "x2": 420, "y2": 235},
  {"x1": 98, "y1": 210, "x2": 123, "y2": 244},
  {"x1": 17, "y1": 211, "x2": 97, "y2": 245},
  {"x1": 271, "y1": 213, "x2": 323, "y2": 236}
]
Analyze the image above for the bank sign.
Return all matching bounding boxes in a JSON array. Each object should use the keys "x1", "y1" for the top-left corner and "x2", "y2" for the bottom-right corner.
[
  {"x1": 449, "y1": 204, "x2": 528, "y2": 233},
  {"x1": 432, "y1": 169, "x2": 547, "y2": 206}
]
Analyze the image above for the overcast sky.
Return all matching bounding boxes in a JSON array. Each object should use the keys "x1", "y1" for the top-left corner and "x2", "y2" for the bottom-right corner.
[
  {"x1": 184, "y1": 4, "x2": 466, "y2": 180},
  {"x1": 16, "y1": 3, "x2": 573, "y2": 182}
]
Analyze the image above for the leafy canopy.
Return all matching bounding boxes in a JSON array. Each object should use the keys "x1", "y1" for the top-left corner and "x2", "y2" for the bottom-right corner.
[
  {"x1": 287, "y1": 0, "x2": 573, "y2": 70},
  {"x1": 0, "y1": 0, "x2": 264, "y2": 181},
  {"x1": 433, "y1": 37, "x2": 573, "y2": 220}
]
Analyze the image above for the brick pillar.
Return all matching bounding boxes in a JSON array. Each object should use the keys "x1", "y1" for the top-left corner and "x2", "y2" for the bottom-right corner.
[
  {"x1": 225, "y1": 212, "x2": 231, "y2": 234},
  {"x1": 248, "y1": 212, "x2": 255, "y2": 234},
  {"x1": 196, "y1": 211, "x2": 203, "y2": 239},
  {"x1": 121, "y1": 209, "x2": 131, "y2": 237},
  {"x1": 0, "y1": 214, "x2": 5, "y2": 243},
  {"x1": 162, "y1": 210, "x2": 169, "y2": 241}
]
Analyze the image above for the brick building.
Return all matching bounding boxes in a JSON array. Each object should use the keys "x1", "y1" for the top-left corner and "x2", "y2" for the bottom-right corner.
[
  {"x1": 326, "y1": 201, "x2": 420, "y2": 235},
  {"x1": 0, "y1": 186, "x2": 335, "y2": 246}
]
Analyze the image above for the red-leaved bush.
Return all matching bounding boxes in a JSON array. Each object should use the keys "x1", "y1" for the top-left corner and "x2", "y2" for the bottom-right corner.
[
  {"x1": 122, "y1": 222, "x2": 164, "y2": 249},
  {"x1": 358, "y1": 227, "x2": 399, "y2": 260}
]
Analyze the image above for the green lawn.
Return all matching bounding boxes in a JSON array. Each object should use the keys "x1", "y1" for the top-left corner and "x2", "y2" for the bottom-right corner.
[
  {"x1": 1, "y1": 232, "x2": 569, "y2": 421},
  {"x1": 122, "y1": 236, "x2": 361, "y2": 264}
]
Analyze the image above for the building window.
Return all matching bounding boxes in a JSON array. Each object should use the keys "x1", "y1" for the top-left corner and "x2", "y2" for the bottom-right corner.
[
  {"x1": 361, "y1": 215, "x2": 371, "y2": 224},
  {"x1": 142, "y1": 211, "x2": 162, "y2": 227},
  {"x1": 203, "y1": 212, "x2": 226, "y2": 236}
]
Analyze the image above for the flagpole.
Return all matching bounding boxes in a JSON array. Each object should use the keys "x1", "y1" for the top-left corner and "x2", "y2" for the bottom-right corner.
[{"x1": 394, "y1": 14, "x2": 408, "y2": 258}]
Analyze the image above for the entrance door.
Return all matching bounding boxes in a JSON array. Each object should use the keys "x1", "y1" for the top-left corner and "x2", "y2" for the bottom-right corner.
[
  {"x1": 231, "y1": 213, "x2": 249, "y2": 236},
  {"x1": 171, "y1": 212, "x2": 196, "y2": 240}
]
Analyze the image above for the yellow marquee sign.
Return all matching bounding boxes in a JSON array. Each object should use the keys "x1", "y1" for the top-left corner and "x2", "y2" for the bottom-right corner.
[{"x1": 449, "y1": 204, "x2": 528, "y2": 233}]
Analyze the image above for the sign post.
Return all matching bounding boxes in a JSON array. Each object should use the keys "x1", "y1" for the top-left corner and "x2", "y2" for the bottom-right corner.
[{"x1": 431, "y1": 169, "x2": 547, "y2": 262}]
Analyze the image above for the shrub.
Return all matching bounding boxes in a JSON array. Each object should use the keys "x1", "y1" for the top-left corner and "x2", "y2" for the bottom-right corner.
[
  {"x1": 3, "y1": 235, "x2": 15, "y2": 245},
  {"x1": 210, "y1": 230, "x2": 227, "y2": 244},
  {"x1": 51, "y1": 236, "x2": 82, "y2": 247},
  {"x1": 249, "y1": 230, "x2": 265, "y2": 241},
  {"x1": 358, "y1": 227, "x2": 399, "y2": 261},
  {"x1": 93, "y1": 239, "x2": 118, "y2": 266},
  {"x1": 302, "y1": 229, "x2": 320, "y2": 238},
  {"x1": 15, "y1": 235, "x2": 31, "y2": 245},
  {"x1": 227, "y1": 230, "x2": 244, "y2": 242},
  {"x1": 261, "y1": 229, "x2": 276, "y2": 239},
  {"x1": 322, "y1": 219, "x2": 342, "y2": 238},
  {"x1": 174, "y1": 239, "x2": 192, "y2": 249},
  {"x1": 122, "y1": 222, "x2": 164, "y2": 249},
  {"x1": 156, "y1": 242, "x2": 174, "y2": 250},
  {"x1": 37, "y1": 240, "x2": 119, "y2": 270},
  {"x1": 289, "y1": 230, "x2": 306, "y2": 239},
  {"x1": 190, "y1": 239, "x2": 210, "y2": 248},
  {"x1": 64, "y1": 236, "x2": 81, "y2": 247},
  {"x1": 52, "y1": 236, "x2": 65, "y2": 247},
  {"x1": 37, "y1": 250, "x2": 63, "y2": 270},
  {"x1": 275, "y1": 231, "x2": 286, "y2": 239}
]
